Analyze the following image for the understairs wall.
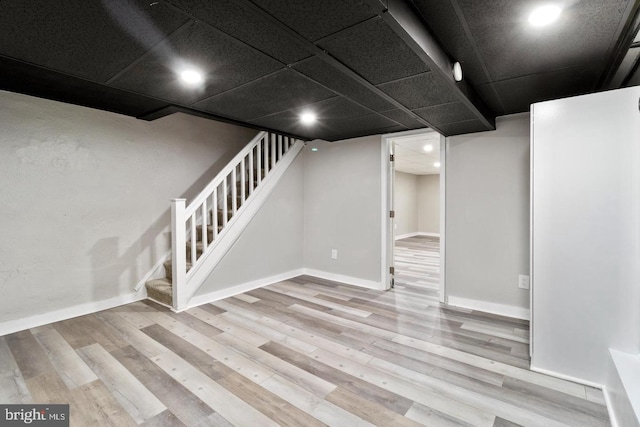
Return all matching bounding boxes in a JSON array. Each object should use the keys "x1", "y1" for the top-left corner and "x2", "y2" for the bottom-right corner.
[
  {"x1": 192, "y1": 154, "x2": 304, "y2": 299},
  {"x1": 0, "y1": 90, "x2": 256, "y2": 330}
]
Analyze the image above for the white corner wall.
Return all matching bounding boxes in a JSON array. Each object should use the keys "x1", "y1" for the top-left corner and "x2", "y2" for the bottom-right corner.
[
  {"x1": 303, "y1": 136, "x2": 383, "y2": 289},
  {"x1": 445, "y1": 113, "x2": 530, "y2": 318},
  {"x1": 531, "y1": 86, "x2": 640, "y2": 388},
  {"x1": 394, "y1": 171, "x2": 418, "y2": 237},
  {"x1": 418, "y1": 174, "x2": 440, "y2": 235},
  {"x1": 0, "y1": 90, "x2": 256, "y2": 332},
  {"x1": 192, "y1": 154, "x2": 304, "y2": 302}
]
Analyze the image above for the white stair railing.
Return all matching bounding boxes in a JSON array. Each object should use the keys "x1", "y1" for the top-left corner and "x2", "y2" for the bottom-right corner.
[{"x1": 170, "y1": 131, "x2": 303, "y2": 309}]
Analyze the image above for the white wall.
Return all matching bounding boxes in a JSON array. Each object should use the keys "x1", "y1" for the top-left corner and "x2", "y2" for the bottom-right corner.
[
  {"x1": 394, "y1": 171, "x2": 418, "y2": 237},
  {"x1": 0, "y1": 90, "x2": 256, "y2": 328},
  {"x1": 445, "y1": 113, "x2": 530, "y2": 318},
  {"x1": 304, "y1": 136, "x2": 383, "y2": 288},
  {"x1": 531, "y1": 86, "x2": 640, "y2": 387},
  {"x1": 194, "y1": 155, "x2": 304, "y2": 296},
  {"x1": 418, "y1": 174, "x2": 440, "y2": 234}
]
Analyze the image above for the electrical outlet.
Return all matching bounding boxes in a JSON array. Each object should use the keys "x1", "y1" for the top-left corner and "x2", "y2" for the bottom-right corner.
[
  {"x1": 518, "y1": 274, "x2": 530, "y2": 290},
  {"x1": 331, "y1": 249, "x2": 338, "y2": 260}
]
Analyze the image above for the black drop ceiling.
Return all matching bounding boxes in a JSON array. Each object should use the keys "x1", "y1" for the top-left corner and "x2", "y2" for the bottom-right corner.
[{"x1": 0, "y1": 0, "x2": 636, "y2": 141}]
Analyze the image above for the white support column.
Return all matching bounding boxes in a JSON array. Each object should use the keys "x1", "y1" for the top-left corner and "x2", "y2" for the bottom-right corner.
[{"x1": 170, "y1": 198, "x2": 186, "y2": 310}]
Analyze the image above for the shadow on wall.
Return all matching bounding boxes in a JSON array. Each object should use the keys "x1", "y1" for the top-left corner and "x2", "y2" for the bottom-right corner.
[{"x1": 87, "y1": 147, "x2": 246, "y2": 297}]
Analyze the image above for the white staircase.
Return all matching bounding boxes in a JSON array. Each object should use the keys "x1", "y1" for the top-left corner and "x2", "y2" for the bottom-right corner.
[{"x1": 145, "y1": 131, "x2": 304, "y2": 310}]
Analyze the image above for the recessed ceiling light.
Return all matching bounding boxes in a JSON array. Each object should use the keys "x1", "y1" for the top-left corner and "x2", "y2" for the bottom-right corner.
[
  {"x1": 434, "y1": 161, "x2": 441, "y2": 168},
  {"x1": 311, "y1": 147, "x2": 319, "y2": 152},
  {"x1": 528, "y1": 4, "x2": 562, "y2": 27},
  {"x1": 423, "y1": 144, "x2": 434, "y2": 153},
  {"x1": 180, "y1": 69, "x2": 203, "y2": 85},
  {"x1": 300, "y1": 112, "x2": 317, "y2": 125}
]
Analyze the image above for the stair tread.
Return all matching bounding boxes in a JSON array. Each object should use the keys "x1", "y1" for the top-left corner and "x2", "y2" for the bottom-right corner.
[{"x1": 145, "y1": 278, "x2": 173, "y2": 306}]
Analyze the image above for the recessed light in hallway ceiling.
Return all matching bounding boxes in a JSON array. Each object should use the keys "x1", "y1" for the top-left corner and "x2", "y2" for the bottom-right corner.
[
  {"x1": 300, "y1": 111, "x2": 317, "y2": 126},
  {"x1": 528, "y1": 4, "x2": 563, "y2": 27},
  {"x1": 179, "y1": 69, "x2": 204, "y2": 85}
]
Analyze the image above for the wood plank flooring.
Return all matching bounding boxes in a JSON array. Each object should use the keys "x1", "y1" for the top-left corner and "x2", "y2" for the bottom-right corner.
[{"x1": 0, "y1": 235, "x2": 609, "y2": 426}]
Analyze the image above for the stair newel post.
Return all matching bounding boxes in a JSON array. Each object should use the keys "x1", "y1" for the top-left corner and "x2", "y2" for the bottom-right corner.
[{"x1": 170, "y1": 198, "x2": 187, "y2": 310}]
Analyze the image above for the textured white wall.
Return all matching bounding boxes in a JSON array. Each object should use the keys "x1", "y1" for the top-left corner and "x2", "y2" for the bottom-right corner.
[
  {"x1": 445, "y1": 113, "x2": 530, "y2": 314},
  {"x1": 531, "y1": 87, "x2": 640, "y2": 386},
  {"x1": 394, "y1": 171, "x2": 418, "y2": 237},
  {"x1": 0, "y1": 90, "x2": 256, "y2": 325},
  {"x1": 195, "y1": 155, "x2": 304, "y2": 294},
  {"x1": 418, "y1": 174, "x2": 440, "y2": 234},
  {"x1": 304, "y1": 136, "x2": 382, "y2": 285}
]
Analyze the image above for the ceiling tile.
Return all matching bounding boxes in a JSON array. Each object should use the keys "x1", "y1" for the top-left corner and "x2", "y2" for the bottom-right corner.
[
  {"x1": 318, "y1": 18, "x2": 430, "y2": 85},
  {"x1": 475, "y1": 83, "x2": 507, "y2": 116},
  {"x1": 293, "y1": 56, "x2": 397, "y2": 112},
  {"x1": 455, "y1": 0, "x2": 630, "y2": 81},
  {"x1": 0, "y1": 0, "x2": 188, "y2": 83},
  {"x1": 377, "y1": 72, "x2": 459, "y2": 109},
  {"x1": 411, "y1": 0, "x2": 490, "y2": 86},
  {"x1": 414, "y1": 102, "x2": 476, "y2": 125},
  {"x1": 249, "y1": 0, "x2": 378, "y2": 42},
  {"x1": 490, "y1": 65, "x2": 601, "y2": 113},
  {"x1": 0, "y1": 55, "x2": 169, "y2": 118},
  {"x1": 109, "y1": 23, "x2": 284, "y2": 105},
  {"x1": 194, "y1": 69, "x2": 336, "y2": 120},
  {"x1": 165, "y1": 0, "x2": 310, "y2": 63},
  {"x1": 436, "y1": 119, "x2": 488, "y2": 135},
  {"x1": 379, "y1": 109, "x2": 426, "y2": 129},
  {"x1": 248, "y1": 96, "x2": 377, "y2": 138}
]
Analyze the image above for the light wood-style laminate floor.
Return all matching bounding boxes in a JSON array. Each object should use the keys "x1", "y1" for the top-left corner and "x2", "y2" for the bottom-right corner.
[{"x1": 0, "y1": 236, "x2": 609, "y2": 426}]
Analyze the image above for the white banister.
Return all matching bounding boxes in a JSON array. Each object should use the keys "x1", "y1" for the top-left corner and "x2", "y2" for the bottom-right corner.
[
  {"x1": 212, "y1": 189, "x2": 218, "y2": 239},
  {"x1": 277, "y1": 134, "x2": 282, "y2": 161},
  {"x1": 271, "y1": 133, "x2": 276, "y2": 170},
  {"x1": 240, "y1": 158, "x2": 246, "y2": 204},
  {"x1": 256, "y1": 138, "x2": 262, "y2": 185},
  {"x1": 184, "y1": 131, "x2": 266, "y2": 219},
  {"x1": 231, "y1": 167, "x2": 237, "y2": 215},
  {"x1": 170, "y1": 199, "x2": 186, "y2": 309},
  {"x1": 166, "y1": 130, "x2": 304, "y2": 310},
  {"x1": 201, "y1": 200, "x2": 208, "y2": 251},
  {"x1": 222, "y1": 178, "x2": 228, "y2": 227},
  {"x1": 248, "y1": 148, "x2": 254, "y2": 196}
]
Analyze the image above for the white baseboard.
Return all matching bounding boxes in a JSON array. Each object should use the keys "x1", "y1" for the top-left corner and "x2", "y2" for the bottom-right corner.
[
  {"x1": 417, "y1": 232, "x2": 440, "y2": 238},
  {"x1": 604, "y1": 349, "x2": 640, "y2": 427},
  {"x1": 0, "y1": 291, "x2": 146, "y2": 336},
  {"x1": 302, "y1": 268, "x2": 384, "y2": 290},
  {"x1": 185, "y1": 269, "x2": 305, "y2": 310},
  {"x1": 186, "y1": 267, "x2": 384, "y2": 310},
  {"x1": 394, "y1": 232, "x2": 440, "y2": 240},
  {"x1": 603, "y1": 387, "x2": 620, "y2": 427},
  {"x1": 447, "y1": 296, "x2": 530, "y2": 320},
  {"x1": 529, "y1": 365, "x2": 603, "y2": 389}
]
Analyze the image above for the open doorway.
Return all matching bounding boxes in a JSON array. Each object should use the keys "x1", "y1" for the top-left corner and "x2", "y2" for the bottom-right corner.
[{"x1": 382, "y1": 130, "x2": 446, "y2": 302}]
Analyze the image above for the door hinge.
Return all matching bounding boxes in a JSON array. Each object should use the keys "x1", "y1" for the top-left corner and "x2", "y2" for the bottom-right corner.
[
  {"x1": 390, "y1": 154, "x2": 394, "y2": 162},
  {"x1": 389, "y1": 266, "x2": 395, "y2": 275},
  {"x1": 389, "y1": 210, "x2": 395, "y2": 218}
]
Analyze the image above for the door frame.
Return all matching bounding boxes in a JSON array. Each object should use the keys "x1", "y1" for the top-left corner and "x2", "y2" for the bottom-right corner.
[{"x1": 381, "y1": 129, "x2": 447, "y2": 300}]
